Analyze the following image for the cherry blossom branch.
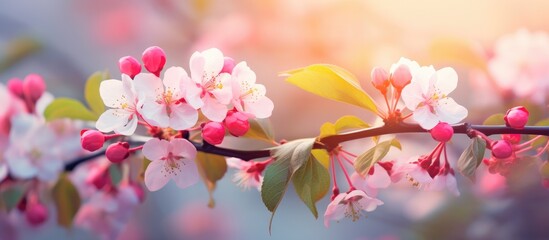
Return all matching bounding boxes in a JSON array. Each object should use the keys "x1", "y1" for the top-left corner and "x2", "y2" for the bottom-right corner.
[{"x1": 64, "y1": 123, "x2": 549, "y2": 170}]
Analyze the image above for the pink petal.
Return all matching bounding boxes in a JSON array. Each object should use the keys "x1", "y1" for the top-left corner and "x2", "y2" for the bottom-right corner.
[
  {"x1": 244, "y1": 96, "x2": 274, "y2": 119},
  {"x1": 170, "y1": 139, "x2": 197, "y2": 160},
  {"x1": 189, "y1": 48, "x2": 224, "y2": 83},
  {"x1": 162, "y1": 67, "x2": 187, "y2": 98},
  {"x1": 144, "y1": 160, "x2": 171, "y2": 191},
  {"x1": 171, "y1": 158, "x2": 200, "y2": 189},
  {"x1": 210, "y1": 73, "x2": 233, "y2": 104},
  {"x1": 184, "y1": 83, "x2": 204, "y2": 109},
  {"x1": 226, "y1": 157, "x2": 251, "y2": 170},
  {"x1": 168, "y1": 103, "x2": 198, "y2": 130},
  {"x1": 142, "y1": 138, "x2": 169, "y2": 161},
  {"x1": 141, "y1": 100, "x2": 169, "y2": 128},
  {"x1": 358, "y1": 196, "x2": 384, "y2": 212},
  {"x1": 367, "y1": 164, "x2": 392, "y2": 189},
  {"x1": 324, "y1": 193, "x2": 347, "y2": 227},
  {"x1": 201, "y1": 95, "x2": 228, "y2": 122},
  {"x1": 133, "y1": 73, "x2": 163, "y2": 99}
]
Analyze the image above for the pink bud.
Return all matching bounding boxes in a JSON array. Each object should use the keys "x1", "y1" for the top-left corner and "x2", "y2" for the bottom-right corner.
[
  {"x1": 25, "y1": 202, "x2": 48, "y2": 226},
  {"x1": 224, "y1": 111, "x2": 250, "y2": 137},
  {"x1": 118, "y1": 56, "x2": 142, "y2": 78},
  {"x1": 80, "y1": 129, "x2": 105, "y2": 152},
  {"x1": 504, "y1": 106, "x2": 529, "y2": 129},
  {"x1": 86, "y1": 165, "x2": 110, "y2": 189},
  {"x1": 141, "y1": 46, "x2": 166, "y2": 75},
  {"x1": 542, "y1": 179, "x2": 549, "y2": 189},
  {"x1": 391, "y1": 64, "x2": 412, "y2": 90},
  {"x1": 502, "y1": 134, "x2": 521, "y2": 144},
  {"x1": 7, "y1": 78, "x2": 24, "y2": 98},
  {"x1": 430, "y1": 122, "x2": 454, "y2": 142},
  {"x1": 22, "y1": 74, "x2": 46, "y2": 103},
  {"x1": 106, "y1": 142, "x2": 130, "y2": 163},
  {"x1": 491, "y1": 140, "x2": 513, "y2": 159},
  {"x1": 202, "y1": 122, "x2": 225, "y2": 145},
  {"x1": 220, "y1": 57, "x2": 235, "y2": 74},
  {"x1": 371, "y1": 67, "x2": 389, "y2": 93}
]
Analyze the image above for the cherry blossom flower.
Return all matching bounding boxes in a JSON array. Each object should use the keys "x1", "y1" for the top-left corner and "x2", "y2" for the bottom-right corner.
[
  {"x1": 425, "y1": 166, "x2": 460, "y2": 196},
  {"x1": 185, "y1": 48, "x2": 233, "y2": 122},
  {"x1": 324, "y1": 190, "x2": 383, "y2": 227},
  {"x1": 230, "y1": 62, "x2": 274, "y2": 118},
  {"x1": 350, "y1": 161, "x2": 394, "y2": 197},
  {"x1": 142, "y1": 138, "x2": 199, "y2": 191},
  {"x1": 5, "y1": 114, "x2": 62, "y2": 181},
  {"x1": 96, "y1": 74, "x2": 139, "y2": 135},
  {"x1": 401, "y1": 61, "x2": 468, "y2": 130},
  {"x1": 226, "y1": 157, "x2": 270, "y2": 191},
  {"x1": 134, "y1": 68, "x2": 198, "y2": 130}
]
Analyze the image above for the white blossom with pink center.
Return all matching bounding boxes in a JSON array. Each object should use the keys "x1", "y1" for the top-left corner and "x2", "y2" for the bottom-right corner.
[
  {"x1": 226, "y1": 157, "x2": 263, "y2": 191},
  {"x1": 323, "y1": 190, "x2": 383, "y2": 227},
  {"x1": 96, "y1": 74, "x2": 139, "y2": 135},
  {"x1": 230, "y1": 62, "x2": 274, "y2": 118},
  {"x1": 142, "y1": 138, "x2": 199, "y2": 191},
  {"x1": 134, "y1": 67, "x2": 198, "y2": 130},
  {"x1": 400, "y1": 59, "x2": 468, "y2": 130},
  {"x1": 185, "y1": 48, "x2": 233, "y2": 122}
]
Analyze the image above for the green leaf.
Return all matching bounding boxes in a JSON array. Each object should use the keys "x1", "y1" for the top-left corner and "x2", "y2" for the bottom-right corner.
[
  {"x1": 261, "y1": 138, "x2": 315, "y2": 232},
  {"x1": 195, "y1": 152, "x2": 227, "y2": 208},
  {"x1": 354, "y1": 138, "x2": 400, "y2": 176},
  {"x1": 319, "y1": 115, "x2": 370, "y2": 138},
  {"x1": 108, "y1": 163, "x2": 123, "y2": 187},
  {"x1": 483, "y1": 113, "x2": 505, "y2": 125},
  {"x1": 457, "y1": 137, "x2": 486, "y2": 182},
  {"x1": 1, "y1": 187, "x2": 25, "y2": 212},
  {"x1": 44, "y1": 98, "x2": 98, "y2": 121},
  {"x1": 282, "y1": 64, "x2": 378, "y2": 114},
  {"x1": 292, "y1": 155, "x2": 330, "y2": 218},
  {"x1": 52, "y1": 173, "x2": 81, "y2": 228},
  {"x1": 85, "y1": 71, "x2": 108, "y2": 115},
  {"x1": 311, "y1": 149, "x2": 330, "y2": 169},
  {"x1": 243, "y1": 118, "x2": 276, "y2": 143}
]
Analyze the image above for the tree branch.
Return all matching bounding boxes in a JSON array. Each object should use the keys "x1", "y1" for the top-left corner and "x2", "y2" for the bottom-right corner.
[{"x1": 64, "y1": 123, "x2": 549, "y2": 169}]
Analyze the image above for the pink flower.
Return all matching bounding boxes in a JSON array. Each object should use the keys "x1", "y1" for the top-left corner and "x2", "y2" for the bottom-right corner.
[
  {"x1": 371, "y1": 67, "x2": 390, "y2": 93},
  {"x1": 324, "y1": 190, "x2": 383, "y2": 227},
  {"x1": 226, "y1": 157, "x2": 268, "y2": 191},
  {"x1": 185, "y1": 48, "x2": 233, "y2": 122},
  {"x1": 400, "y1": 58, "x2": 468, "y2": 130},
  {"x1": 96, "y1": 74, "x2": 139, "y2": 135},
  {"x1": 230, "y1": 62, "x2": 274, "y2": 118},
  {"x1": 133, "y1": 67, "x2": 198, "y2": 130},
  {"x1": 142, "y1": 138, "x2": 199, "y2": 191},
  {"x1": 425, "y1": 167, "x2": 460, "y2": 196}
]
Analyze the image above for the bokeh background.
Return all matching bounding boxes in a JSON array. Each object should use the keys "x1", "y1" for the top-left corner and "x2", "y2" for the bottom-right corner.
[{"x1": 1, "y1": 0, "x2": 548, "y2": 239}]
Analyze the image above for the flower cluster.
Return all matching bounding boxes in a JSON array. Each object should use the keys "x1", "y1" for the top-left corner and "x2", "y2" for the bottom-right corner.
[{"x1": 83, "y1": 47, "x2": 274, "y2": 191}]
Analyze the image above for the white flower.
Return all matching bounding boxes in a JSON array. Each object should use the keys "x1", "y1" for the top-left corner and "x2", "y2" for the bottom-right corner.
[
  {"x1": 230, "y1": 62, "x2": 274, "y2": 118},
  {"x1": 323, "y1": 190, "x2": 383, "y2": 227},
  {"x1": 400, "y1": 58, "x2": 468, "y2": 130},
  {"x1": 133, "y1": 67, "x2": 198, "y2": 130},
  {"x1": 96, "y1": 74, "x2": 139, "y2": 135}
]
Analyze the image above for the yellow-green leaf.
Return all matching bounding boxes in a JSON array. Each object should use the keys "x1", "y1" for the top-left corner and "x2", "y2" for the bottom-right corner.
[
  {"x1": 52, "y1": 173, "x2": 81, "y2": 228},
  {"x1": 319, "y1": 115, "x2": 370, "y2": 138},
  {"x1": 195, "y1": 152, "x2": 227, "y2": 208},
  {"x1": 311, "y1": 149, "x2": 330, "y2": 169},
  {"x1": 283, "y1": 64, "x2": 378, "y2": 114},
  {"x1": 292, "y1": 155, "x2": 330, "y2": 218},
  {"x1": 483, "y1": 114, "x2": 505, "y2": 125},
  {"x1": 354, "y1": 139, "x2": 400, "y2": 176},
  {"x1": 85, "y1": 71, "x2": 108, "y2": 115},
  {"x1": 44, "y1": 98, "x2": 98, "y2": 121},
  {"x1": 243, "y1": 118, "x2": 276, "y2": 143}
]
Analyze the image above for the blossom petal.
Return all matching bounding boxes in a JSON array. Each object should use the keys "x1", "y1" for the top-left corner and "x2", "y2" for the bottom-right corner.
[
  {"x1": 170, "y1": 139, "x2": 197, "y2": 160},
  {"x1": 226, "y1": 157, "x2": 250, "y2": 170},
  {"x1": 211, "y1": 73, "x2": 233, "y2": 104},
  {"x1": 190, "y1": 48, "x2": 224, "y2": 83},
  {"x1": 169, "y1": 103, "x2": 198, "y2": 130},
  {"x1": 413, "y1": 106, "x2": 439, "y2": 130},
  {"x1": 95, "y1": 109, "x2": 131, "y2": 134},
  {"x1": 163, "y1": 67, "x2": 186, "y2": 98},
  {"x1": 232, "y1": 62, "x2": 257, "y2": 92},
  {"x1": 133, "y1": 73, "x2": 163, "y2": 99},
  {"x1": 36, "y1": 157, "x2": 63, "y2": 181},
  {"x1": 184, "y1": 83, "x2": 204, "y2": 109},
  {"x1": 401, "y1": 81, "x2": 425, "y2": 111},
  {"x1": 141, "y1": 99, "x2": 169, "y2": 128},
  {"x1": 201, "y1": 95, "x2": 228, "y2": 122},
  {"x1": 115, "y1": 114, "x2": 138, "y2": 136},
  {"x1": 142, "y1": 138, "x2": 170, "y2": 161},
  {"x1": 357, "y1": 195, "x2": 384, "y2": 212},
  {"x1": 144, "y1": 160, "x2": 171, "y2": 191},
  {"x1": 367, "y1": 164, "x2": 392, "y2": 189},
  {"x1": 99, "y1": 80, "x2": 127, "y2": 108},
  {"x1": 244, "y1": 96, "x2": 274, "y2": 119},
  {"x1": 6, "y1": 155, "x2": 37, "y2": 179},
  {"x1": 171, "y1": 158, "x2": 200, "y2": 189},
  {"x1": 0, "y1": 164, "x2": 7, "y2": 181},
  {"x1": 435, "y1": 98, "x2": 468, "y2": 124},
  {"x1": 324, "y1": 193, "x2": 347, "y2": 227},
  {"x1": 435, "y1": 67, "x2": 458, "y2": 95}
]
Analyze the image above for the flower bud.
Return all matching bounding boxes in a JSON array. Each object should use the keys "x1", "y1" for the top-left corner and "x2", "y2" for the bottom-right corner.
[
  {"x1": 118, "y1": 56, "x2": 142, "y2": 78},
  {"x1": 224, "y1": 111, "x2": 250, "y2": 137},
  {"x1": 202, "y1": 122, "x2": 225, "y2": 145},
  {"x1": 491, "y1": 140, "x2": 513, "y2": 159},
  {"x1": 504, "y1": 106, "x2": 529, "y2": 129},
  {"x1": 430, "y1": 122, "x2": 454, "y2": 142},
  {"x1": 371, "y1": 67, "x2": 389, "y2": 94},
  {"x1": 106, "y1": 142, "x2": 130, "y2": 163},
  {"x1": 221, "y1": 57, "x2": 236, "y2": 74},
  {"x1": 7, "y1": 78, "x2": 24, "y2": 98},
  {"x1": 391, "y1": 64, "x2": 412, "y2": 90},
  {"x1": 142, "y1": 46, "x2": 166, "y2": 75},
  {"x1": 22, "y1": 74, "x2": 46, "y2": 103},
  {"x1": 25, "y1": 202, "x2": 48, "y2": 226},
  {"x1": 502, "y1": 134, "x2": 521, "y2": 145},
  {"x1": 80, "y1": 129, "x2": 105, "y2": 152}
]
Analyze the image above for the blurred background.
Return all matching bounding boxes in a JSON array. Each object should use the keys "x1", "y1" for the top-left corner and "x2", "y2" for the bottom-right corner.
[{"x1": 1, "y1": 0, "x2": 548, "y2": 239}]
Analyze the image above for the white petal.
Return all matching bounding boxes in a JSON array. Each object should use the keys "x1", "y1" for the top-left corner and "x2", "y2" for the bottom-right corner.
[
  {"x1": 35, "y1": 92, "x2": 54, "y2": 117},
  {"x1": 358, "y1": 196, "x2": 384, "y2": 212},
  {"x1": 210, "y1": 73, "x2": 233, "y2": 104},
  {"x1": 401, "y1": 81, "x2": 425, "y2": 111},
  {"x1": 163, "y1": 67, "x2": 187, "y2": 98},
  {"x1": 6, "y1": 155, "x2": 37, "y2": 179},
  {"x1": 435, "y1": 98, "x2": 468, "y2": 124},
  {"x1": 413, "y1": 107, "x2": 439, "y2": 130},
  {"x1": 367, "y1": 164, "x2": 392, "y2": 189},
  {"x1": 233, "y1": 62, "x2": 257, "y2": 92},
  {"x1": 434, "y1": 67, "x2": 458, "y2": 95},
  {"x1": 189, "y1": 48, "x2": 224, "y2": 83},
  {"x1": 36, "y1": 157, "x2": 63, "y2": 181},
  {"x1": 0, "y1": 164, "x2": 7, "y2": 181},
  {"x1": 412, "y1": 66, "x2": 436, "y2": 95},
  {"x1": 172, "y1": 158, "x2": 200, "y2": 189},
  {"x1": 170, "y1": 139, "x2": 197, "y2": 160},
  {"x1": 141, "y1": 99, "x2": 169, "y2": 128},
  {"x1": 244, "y1": 96, "x2": 274, "y2": 119},
  {"x1": 201, "y1": 95, "x2": 228, "y2": 122},
  {"x1": 324, "y1": 193, "x2": 347, "y2": 227},
  {"x1": 227, "y1": 158, "x2": 250, "y2": 170},
  {"x1": 133, "y1": 73, "x2": 163, "y2": 99},
  {"x1": 184, "y1": 83, "x2": 204, "y2": 109},
  {"x1": 144, "y1": 160, "x2": 171, "y2": 191},
  {"x1": 142, "y1": 138, "x2": 170, "y2": 161},
  {"x1": 115, "y1": 114, "x2": 138, "y2": 136},
  {"x1": 99, "y1": 80, "x2": 127, "y2": 108},
  {"x1": 168, "y1": 103, "x2": 198, "y2": 130},
  {"x1": 121, "y1": 74, "x2": 136, "y2": 103},
  {"x1": 95, "y1": 109, "x2": 131, "y2": 134},
  {"x1": 446, "y1": 174, "x2": 460, "y2": 196}
]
